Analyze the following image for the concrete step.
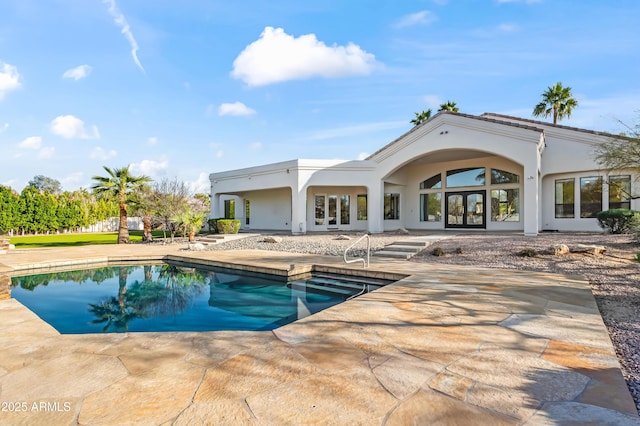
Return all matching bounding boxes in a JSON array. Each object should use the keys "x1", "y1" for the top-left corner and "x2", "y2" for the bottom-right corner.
[
  {"x1": 391, "y1": 240, "x2": 430, "y2": 247},
  {"x1": 373, "y1": 251, "x2": 414, "y2": 259},
  {"x1": 383, "y1": 244, "x2": 424, "y2": 253}
]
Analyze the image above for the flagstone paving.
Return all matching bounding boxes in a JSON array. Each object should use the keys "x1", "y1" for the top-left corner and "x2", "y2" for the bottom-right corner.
[{"x1": 0, "y1": 244, "x2": 638, "y2": 425}]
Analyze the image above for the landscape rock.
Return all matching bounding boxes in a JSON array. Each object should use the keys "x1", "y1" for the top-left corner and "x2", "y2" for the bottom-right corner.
[
  {"x1": 550, "y1": 244, "x2": 570, "y2": 255},
  {"x1": 334, "y1": 235, "x2": 351, "y2": 241},
  {"x1": 570, "y1": 244, "x2": 606, "y2": 255},
  {"x1": 262, "y1": 236, "x2": 283, "y2": 243},
  {"x1": 396, "y1": 228, "x2": 410, "y2": 235},
  {"x1": 188, "y1": 242, "x2": 207, "y2": 251}
]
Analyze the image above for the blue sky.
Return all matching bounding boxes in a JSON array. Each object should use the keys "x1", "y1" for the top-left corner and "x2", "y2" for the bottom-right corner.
[{"x1": 1, "y1": 0, "x2": 638, "y2": 193}]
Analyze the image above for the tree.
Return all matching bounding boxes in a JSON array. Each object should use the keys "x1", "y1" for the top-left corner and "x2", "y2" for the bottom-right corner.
[
  {"x1": 152, "y1": 178, "x2": 190, "y2": 242},
  {"x1": 0, "y1": 185, "x2": 19, "y2": 234},
  {"x1": 91, "y1": 165, "x2": 150, "y2": 244},
  {"x1": 533, "y1": 82, "x2": 578, "y2": 124},
  {"x1": 28, "y1": 175, "x2": 62, "y2": 195},
  {"x1": 593, "y1": 117, "x2": 640, "y2": 178},
  {"x1": 128, "y1": 184, "x2": 155, "y2": 243},
  {"x1": 438, "y1": 101, "x2": 459, "y2": 112},
  {"x1": 410, "y1": 109, "x2": 432, "y2": 126}
]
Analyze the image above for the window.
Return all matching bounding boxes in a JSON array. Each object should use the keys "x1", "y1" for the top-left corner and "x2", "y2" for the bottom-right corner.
[
  {"x1": 420, "y1": 173, "x2": 442, "y2": 189},
  {"x1": 245, "y1": 200, "x2": 250, "y2": 225},
  {"x1": 384, "y1": 193, "x2": 400, "y2": 220},
  {"x1": 315, "y1": 195, "x2": 325, "y2": 225},
  {"x1": 580, "y1": 177, "x2": 602, "y2": 218},
  {"x1": 491, "y1": 169, "x2": 520, "y2": 184},
  {"x1": 328, "y1": 195, "x2": 337, "y2": 225},
  {"x1": 491, "y1": 189, "x2": 519, "y2": 221},
  {"x1": 446, "y1": 167, "x2": 485, "y2": 187},
  {"x1": 340, "y1": 195, "x2": 350, "y2": 225},
  {"x1": 609, "y1": 176, "x2": 631, "y2": 210},
  {"x1": 420, "y1": 193, "x2": 442, "y2": 221},
  {"x1": 224, "y1": 199, "x2": 235, "y2": 219},
  {"x1": 555, "y1": 179, "x2": 575, "y2": 218},
  {"x1": 357, "y1": 194, "x2": 367, "y2": 220}
]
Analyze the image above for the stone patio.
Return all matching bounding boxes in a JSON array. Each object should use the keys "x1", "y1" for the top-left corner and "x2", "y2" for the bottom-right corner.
[{"x1": 0, "y1": 244, "x2": 638, "y2": 425}]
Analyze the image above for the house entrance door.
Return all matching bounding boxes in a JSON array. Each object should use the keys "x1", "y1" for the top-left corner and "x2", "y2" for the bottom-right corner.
[{"x1": 445, "y1": 191, "x2": 486, "y2": 228}]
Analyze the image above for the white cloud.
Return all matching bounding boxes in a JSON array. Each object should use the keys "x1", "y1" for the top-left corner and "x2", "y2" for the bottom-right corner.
[
  {"x1": 215, "y1": 150, "x2": 224, "y2": 158},
  {"x1": 249, "y1": 142, "x2": 262, "y2": 150},
  {"x1": 50, "y1": 115, "x2": 99, "y2": 139},
  {"x1": 90, "y1": 147, "x2": 117, "y2": 160},
  {"x1": 0, "y1": 123, "x2": 8, "y2": 133},
  {"x1": 497, "y1": 23, "x2": 519, "y2": 32},
  {"x1": 130, "y1": 158, "x2": 169, "y2": 177},
  {"x1": 0, "y1": 62, "x2": 21, "y2": 100},
  {"x1": 61, "y1": 172, "x2": 83, "y2": 188},
  {"x1": 357, "y1": 152, "x2": 370, "y2": 160},
  {"x1": 303, "y1": 120, "x2": 406, "y2": 141},
  {"x1": 103, "y1": 0, "x2": 145, "y2": 73},
  {"x1": 218, "y1": 102, "x2": 256, "y2": 117},
  {"x1": 423, "y1": 95, "x2": 442, "y2": 109},
  {"x1": 147, "y1": 136, "x2": 158, "y2": 146},
  {"x1": 62, "y1": 65, "x2": 92, "y2": 80},
  {"x1": 231, "y1": 27, "x2": 379, "y2": 86},
  {"x1": 37, "y1": 146, "x2": 55, "y2": 159},
  {"x1": 18, "y1": 136, "x2": 42, "y2": 150},
  {"x1": 395, "y1": 11, "x2": 437, "y2": 28},
  {"x1": 187, "y1": 172, "x2": 209, "y2": 194}
]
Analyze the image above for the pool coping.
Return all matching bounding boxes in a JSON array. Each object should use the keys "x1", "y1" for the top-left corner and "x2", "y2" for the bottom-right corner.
[{"x1": 1, "y1": 245, "x2": 639, "y2": 425}]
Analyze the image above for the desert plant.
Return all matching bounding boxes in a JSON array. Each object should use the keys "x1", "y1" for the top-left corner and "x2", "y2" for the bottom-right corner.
[
  {"x1": 431, "y1": 246, "x2": 445, "y2": 256},
  {"x1": 516, "y1": 248, "x2": 538, "y2": 257},
  {"x1": 596, "y1": 209, "x2": 640, "y2": 234},
  {"x1": 455, "y1": 247, "x2": 464, "y2": 254}
]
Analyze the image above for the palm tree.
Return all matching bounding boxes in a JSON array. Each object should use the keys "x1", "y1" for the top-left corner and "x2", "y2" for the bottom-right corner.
[
  {"x1": 91, "y1": 165, "x2": 150, "y2": 244},
  {"x1": 128, "y1": 184, "x2": 155, "y2": 243},
  {"x1": 410, "y1": 109, "x2": 432, "y2": 126},
  {"x1": 173, "y1": 206, "x2": 207, "y2": 243},
  {"x1": 533, "y1": 82, "x2": 578, "y2": 124},
  {"x1": 438, "y1": 101, "x2": 459, "y2": 112}
]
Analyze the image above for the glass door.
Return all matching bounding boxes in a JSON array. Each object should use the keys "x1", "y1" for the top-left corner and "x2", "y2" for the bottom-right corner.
[
  {"x1": 445, "y1": 191, "x2": 485, "y2": 228},
  {"x1": 314, "y1": 194, "x2": 351, "y2": 229}
]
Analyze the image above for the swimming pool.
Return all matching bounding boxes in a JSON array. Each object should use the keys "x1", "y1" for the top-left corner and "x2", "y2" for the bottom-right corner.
[{"x1": 10, "y1": 263, "x2": 391, "y2": 334}]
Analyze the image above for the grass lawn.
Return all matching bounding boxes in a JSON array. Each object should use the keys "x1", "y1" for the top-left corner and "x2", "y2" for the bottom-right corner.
[{"x1": 9, "y1": 231, "x2": 167, "y2": 248}]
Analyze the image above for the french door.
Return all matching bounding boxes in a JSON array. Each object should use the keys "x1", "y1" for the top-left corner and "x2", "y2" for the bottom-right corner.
[
  {"x1": 445, "y1": 191, "x2": 485, "y2": 228},
  {"x1": 314, "y1": 194, "x2": 351, "y2": 229}
]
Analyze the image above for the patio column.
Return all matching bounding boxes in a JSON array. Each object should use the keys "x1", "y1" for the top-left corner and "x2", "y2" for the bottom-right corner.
[
  {"x1": 522, "y1": 156, "x2": 540, "y2": 236},
  {"x1": 367, "y1": 181, "x2": 384, "y2": 233},
  {"x1": 291, "y1": 186, "x2": 307, "y2": 234}
]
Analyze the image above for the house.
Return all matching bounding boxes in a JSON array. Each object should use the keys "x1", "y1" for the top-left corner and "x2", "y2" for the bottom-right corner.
[{"x1": 209, "y1": 112, "x2": 636, "y2": 236}]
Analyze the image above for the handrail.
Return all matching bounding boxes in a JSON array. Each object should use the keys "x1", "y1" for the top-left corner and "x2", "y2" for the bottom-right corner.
[{"x1": 343, "y1": 233, "x2": 370, "y2": 268}]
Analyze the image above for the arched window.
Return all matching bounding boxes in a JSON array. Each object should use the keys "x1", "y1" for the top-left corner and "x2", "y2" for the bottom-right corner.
[
  {"x1": 446, "y1": 168, "x2": 485, "y2": 187},
  {"x1": 420, "y1": 173, "x2": 441, "y2": 189},
  {"x1": 491, "y1": 169, "x2": 519, "y2": 184}
]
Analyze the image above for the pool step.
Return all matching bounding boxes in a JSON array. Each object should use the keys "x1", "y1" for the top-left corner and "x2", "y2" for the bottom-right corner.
[{"x1": 289, "y1": 278, "x2": 376, "y2": 297}]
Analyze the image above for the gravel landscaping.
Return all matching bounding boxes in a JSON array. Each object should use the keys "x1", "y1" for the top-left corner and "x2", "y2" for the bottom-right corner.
[{"x1": 203, "y1": 230, "x2": 640, "y2": 414}]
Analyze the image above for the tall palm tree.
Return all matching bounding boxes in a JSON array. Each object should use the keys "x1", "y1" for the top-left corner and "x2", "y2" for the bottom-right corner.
[
  {"x1": 410, "y1": 109, "x2": 432, "y2": 126},
  {"x1": 533, "y1": 82, "x2": 578, "y2": 124},
  {"x1": 91, "y1": 165, "x2": 150, "y2": 244},
  {"x1": 438, "y1": 101, "x2": 459, "y2": 112}
]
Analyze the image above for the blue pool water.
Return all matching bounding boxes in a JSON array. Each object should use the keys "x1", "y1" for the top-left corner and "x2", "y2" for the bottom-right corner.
[{"x1": 10, "y1": 263, "x2": 386, "y2": 334}]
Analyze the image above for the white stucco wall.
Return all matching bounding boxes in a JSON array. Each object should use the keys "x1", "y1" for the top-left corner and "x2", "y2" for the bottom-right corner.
[{"x1": 241, "y1": 188, "x2": 292, "y2": 230}]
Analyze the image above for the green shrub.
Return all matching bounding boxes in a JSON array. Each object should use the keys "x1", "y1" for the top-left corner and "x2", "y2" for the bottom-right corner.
[
  {"x1": 215, "y1": 219, "x2": 241, "y2": 234},
  {"x1": 207, "y1": 218, "x2": 218, "y2": 233},
  {"x1": 431, "y1": 246, "x2": 445, "y2": 256},
  {"x1": 636, "y1": 252, "x2": 640, "y2": 263},
  {"x1": 596, "y1": 209, "x2": 640, "y2": 234}
]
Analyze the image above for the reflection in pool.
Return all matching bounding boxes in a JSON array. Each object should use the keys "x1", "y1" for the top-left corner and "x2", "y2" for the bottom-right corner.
[{"x1": 10, "y1": 263, "x2": 386, "y2": 334}]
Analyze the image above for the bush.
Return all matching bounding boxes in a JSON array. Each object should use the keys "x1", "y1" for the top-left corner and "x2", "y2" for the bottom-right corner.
[
  {"x1": 215, "y1": 219, "x2": 241, "y2": 234},
  {"x1": 431, "y1": 246, "x2": 445, "y2": 256},
  {"x1": 596, "y1": 209, "x2": 640, "y2": 234}
]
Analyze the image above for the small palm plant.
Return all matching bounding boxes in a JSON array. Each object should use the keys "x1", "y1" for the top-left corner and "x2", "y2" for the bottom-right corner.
[{"x1": 173, "y1": 207, "x2": 207, "y2": 242}]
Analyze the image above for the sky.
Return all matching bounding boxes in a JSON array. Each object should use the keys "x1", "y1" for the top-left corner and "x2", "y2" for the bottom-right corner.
[{"x1": 0, "y1": 0, "x2": 638, "y2": 194}]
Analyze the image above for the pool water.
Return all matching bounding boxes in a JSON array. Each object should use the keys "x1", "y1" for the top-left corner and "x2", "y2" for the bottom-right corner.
[{"x1": 10, "y1": 263, "x2": 389, "y2": 334}]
